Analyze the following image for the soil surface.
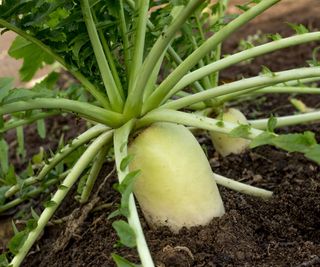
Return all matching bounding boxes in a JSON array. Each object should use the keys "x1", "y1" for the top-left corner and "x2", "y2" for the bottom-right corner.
[{"x1": 2, "y1": 1, "x2": 320, "y2": 267}]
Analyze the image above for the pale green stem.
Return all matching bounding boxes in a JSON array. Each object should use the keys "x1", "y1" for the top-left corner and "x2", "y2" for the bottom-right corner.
[
  {"x1": 16, "y1": 126, "x2": 25, "y2": 159},
  {"x1": 124, "y1": 0, "x2": 203, "y2": 117},
  {"x1": 189, "y1": 34, "x2": 212, "y2": 89},
  {"x1": 0, "y1": 111, "x2": 59, "y2": 134},
  {"x1": 182, "y1": 84, "x2": 320, "y2": 108},
  {"x1": 114, "y1": 120, "x2": 155, "y2": 267},
  {"x1": 163, "y1": 67, "x2": 320, "y2": 110},
  {"x1": 282, "y1": 77, "x2": 320, "y2": 86},
  {"x1": 10, "y1": 131, "x2": 113, "y2": 267},
  {"x1": 169, "y1": 91, "x2": 207, "y2": 110},
  {"x1": 0, "y1": 98, "x2": 124, "y2": 127},
  {"x1": 5, "y1": 125, "x2": 109, "y2": 198},
  {"x1": 249, "y1": 111, "x2": 320, "y2": 130},
  {"x1": 176, "y1": 101, "x2": 208, "y2": 110},
  {"x1": 80, "y1": 141, "x2": 112, "y2": 203},
  {"x1": 119, "y1": 0, "x2": 132, "y2": 78},
  {"x1": 213, "y1": 173, "x2": 273, "y2": 199},
  {"x1": 253, "y1": 86, "x2": 320, "y2": 94},
  {"x1": 143, "y1": 0, "x2": 280, "y2": 113},
  {"x1": 173, "y1": 90, "x2": 234, "y2": 110},
  {"x1": 211, "y1": 0, "x2": 229, "y2": 87},
  {"x1": 195, "y1": 13, "x2": 210, "y2": 67},
  {"x1": 0, "y1": 19, "x2": 110, "y2": 109},
  {"x1": 97, "y1": 27, "x2": 124, "y2": 98},
  {"x1": 214, "y1": 85, "x2": 266, "y2": 105},
  {"x1": 187, "y1": 102, "x2": 208, "y2": 110},
  {"x1": 169, "y1": 32, "x2": 320, "y2": 97},
  {"x1": 0, "y1": 171, "x2": 69, "y2": 214},
  {"x1": 126, "y1": 0, "x2": 205, "y2": 94},
  {"x1": 80, "y1": 0, "x2": 124, "y2": 112},
  {"x1": 187, "y1": 35, "x2": 216, "y2": 107},
  {"x1": 143, "y1": 53, "x2": 165, "y2": 101},
  {"x1": 127, "y1": 0, "x2": 204, "y2": 91},
  {"x1": 128, "y1": 0, "x2": 149, "y2": 92},
  {"x1": 137, "y1": 109, "x2": 263, "y2": 138},
  {"x1": 216, "y1": 85, "x2": 320, "y2": 106},
  {"x1": 167, "y1": 46, "x2": 205, "y2": 92}
]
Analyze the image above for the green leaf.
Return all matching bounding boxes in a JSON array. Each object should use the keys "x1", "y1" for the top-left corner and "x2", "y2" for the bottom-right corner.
[
  {"x1": 32, "y1": 147, "x2": 45, "y2": 164},
  {"x1": 31, "y1": 208, "x2": 40, "y2": 220},
  {"x1": 0, "y1": 77, "x2": 14, "y2": 103},
  {"x1": 2, "y1": 88, "x2": 53, "y2": 104},
  {"x1": 267, "y1": 115, "x2": 277, "y2": 133},
  {"x1": 8, "y1": 36, "x2": 54, "y2": 81},
  {"x1": 250, "y1": 132, "x2": 275, "y2": 148},
  {"x1": 26, "y1": 218, "x2": 38, "y2": 231},
  {"x1": 0, "y1": 186, "x2": 10, "y2": 205},
  {"x1": 305, "y1": 144, "x2": 320, "y2": 164},
  {"x1": 58, "y1": 184, "x2": 68, "y2": 190},
  {"x1": 267, "y1": 33, "x2": 282, "y2": 41},
  {"x1": 37, "y1": 119, "x2": 46, "y2": 139},
  {"x1": 11, "y1": 221, "x2": 19, "y2": 235},
  {"x1": 120, "y1": 141, "x2": 128, "y2": 153},
  {"x1": 236, "y1": 4, "x2": 250, "y2": 12},
  {"x1": 308, "y1": 46, "x2": 320, "y2": 67},
  {"x1": 235, "y1": 1, "x2": 262, "y2": 12},
  {"x1": 44, "y1": 200, "x2": 57, "y2": 208},
  {"x1": 229, "y1": 124, "x2": 251, "y2": 139},
  {"x1": 0, "y1": 116, "x2": 3, "y2": 130},
  {"x1": 216, "y1": 120, "x2": 224, "y2": 127},
  {"x1": 26, "y1": 162, "x2": 34, "y2": 176},
  {"x1": 108, "y1": 209, "x2": 122, "y2": 220},
  {"x1": 112, "y1": 220, "x2": 136, "y2": 248},
  {"x1": 30, "y1": 73, "x2": 59, "y2": 98},
  {"x1": 118, "y1": 170, "x2": 140, "y2": 217},
  {"x1": 272, "y1": 132, "x2": 316, "y2": 153},
  {"x1": 120, "y1": 155, "x2": 134, "y2": 172},
  {"x1": 250, "y1": 131, "x2": 320, "y2": 164},
  {"x1": 238, "y1": 39, "x2": 254, "y2": 50},
  {"x1": 0, "y1": 138, "x2": 9, "y2": 174},
  {"x1": 0, "y1": 253, "x2": 9, "y2": 267},
  {"x1": 118, "y1": 170, "x2": 140, "y2": 194},
  {"x1": 47, "y1": 8, "x2": 70, "y2": 29},
  {"x1": 261, "y1": 65, "x2": 275, "y2": 77},
  {"x1": 37, "y1": 72, "x2": 59, "y2": 90},
  {"x1": 4, "y1": 165, "x2": 17, "y2": 185},
  {"x1": 8, "y1": 230, "x2": 28, "y2": 255},
  {"x1": 112, "y1": 253, "x2": 140, "y2": 267},
  {"x1": 57, "y1": 134, "x2": 65, "y2": 151},
  {"x1": 287, "y1": 23, "x2": 309, "y2": 34}
]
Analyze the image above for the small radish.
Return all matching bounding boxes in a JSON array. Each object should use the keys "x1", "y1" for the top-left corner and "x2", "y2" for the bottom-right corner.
[{"x1": 210, "y1": 108, "x2": 250, "y2": 156}]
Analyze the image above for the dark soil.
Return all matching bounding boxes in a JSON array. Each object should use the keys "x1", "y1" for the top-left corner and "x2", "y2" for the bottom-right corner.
[
  {"x1": 23, "y1": 143, "x2": 320, "y2": 267},
  {"x1": 3, "y1": 1, "x2": 320, "y2": 267}
]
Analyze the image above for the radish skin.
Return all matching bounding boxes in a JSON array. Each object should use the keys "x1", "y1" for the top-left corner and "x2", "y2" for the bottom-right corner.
[
  {"x1": 210, "y1": 108, "x2": 250, "y2": 156},
  {"x1": 129, "y1": 122, "x2": 225, "y2": 232}
]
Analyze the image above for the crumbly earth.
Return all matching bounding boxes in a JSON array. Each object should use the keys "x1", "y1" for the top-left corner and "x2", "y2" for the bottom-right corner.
[
  {"x1": 1, "y1": 1, "x2": 320, "y2": 267},
  {"x1": 22, "y1": 137, "x2": 320, "y2": 267}
]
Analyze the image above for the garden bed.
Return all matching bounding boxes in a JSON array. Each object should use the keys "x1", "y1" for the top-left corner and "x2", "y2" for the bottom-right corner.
[{"x1": 2, "y1": 1, "x2": 320, "y2": 266}]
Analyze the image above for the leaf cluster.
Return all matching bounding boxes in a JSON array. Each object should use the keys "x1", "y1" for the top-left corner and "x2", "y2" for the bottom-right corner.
[{"x1": 0, "y1": 0, "x2": 124, "y2": 90}]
